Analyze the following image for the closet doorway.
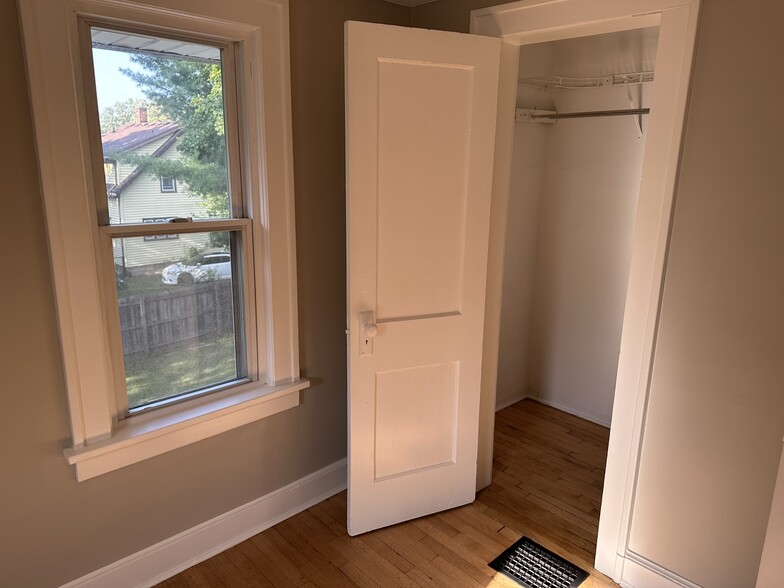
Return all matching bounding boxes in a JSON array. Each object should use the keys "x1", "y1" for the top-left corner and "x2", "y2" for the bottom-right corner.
[{"x1": 493, "y1": 26, "x2": 659, "y2": 567}]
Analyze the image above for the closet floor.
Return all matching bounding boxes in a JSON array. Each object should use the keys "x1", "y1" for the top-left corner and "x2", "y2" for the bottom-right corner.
[{"x1": 159, "y1": 399, "x2": 616, "y2": 587}]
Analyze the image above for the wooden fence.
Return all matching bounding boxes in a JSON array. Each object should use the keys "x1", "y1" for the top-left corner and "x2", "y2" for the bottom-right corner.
[{"x1": 119, "y1": 281, "x2": 234, "y2": 355}]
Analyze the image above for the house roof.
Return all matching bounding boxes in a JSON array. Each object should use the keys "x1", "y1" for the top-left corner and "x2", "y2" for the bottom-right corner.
[
  {"x1": 107, "y1": 129, "x2": 182, "y2": 198},
  {"x1": 101, "y1": 121, "x2": 180, "y2": 155}
]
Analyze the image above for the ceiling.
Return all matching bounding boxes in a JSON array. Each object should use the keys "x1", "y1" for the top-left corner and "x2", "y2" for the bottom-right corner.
[{"x1": 382, "y1": 0, "x2": 438, "y2": 6}]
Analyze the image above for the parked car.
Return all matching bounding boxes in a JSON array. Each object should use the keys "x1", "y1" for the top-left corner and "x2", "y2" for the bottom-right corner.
[{"x1": 161, "y1": 252, "x2": 232, "y2": 285}]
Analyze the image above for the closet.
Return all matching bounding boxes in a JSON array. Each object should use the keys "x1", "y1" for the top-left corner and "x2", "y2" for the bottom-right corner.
[{"x1": 497, "y1": 27, "x2": 660, "y2": 428}]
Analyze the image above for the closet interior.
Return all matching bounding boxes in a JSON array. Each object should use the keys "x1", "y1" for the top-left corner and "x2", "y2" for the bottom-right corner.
[{"x1": 497, "y1": 26, "x2": 660, "y2": 429}]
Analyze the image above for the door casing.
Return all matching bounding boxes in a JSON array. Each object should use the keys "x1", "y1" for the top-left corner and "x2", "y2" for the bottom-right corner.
[{"x1": 471, "y1": 0, "x2": 701, "y2": 581}]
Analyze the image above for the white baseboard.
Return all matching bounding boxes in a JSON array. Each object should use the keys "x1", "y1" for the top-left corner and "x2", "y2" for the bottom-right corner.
[
  {"x1": 495, "y1": 392, "x2": 528, "y2": 412},
  {"x1": 527, "y1": 396, "x2": 612, "y2": 428},
  {"x1": 620, "y1": 552, "x2": 701, "y2": 588},
  {"x1": 60, "y1": 459, "x2": 348, "y2": 588}
]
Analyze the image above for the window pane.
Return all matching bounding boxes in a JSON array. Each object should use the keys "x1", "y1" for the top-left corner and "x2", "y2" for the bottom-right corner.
[
  {"x1": 114, "y1": 231, "x2": 243, "y2": 410},
  {"x1": 91, "y1": 27, "x2": 230, "y2": 223}
]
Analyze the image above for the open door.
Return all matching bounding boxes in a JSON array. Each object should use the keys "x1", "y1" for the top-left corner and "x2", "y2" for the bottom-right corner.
[{"x1": 346, "y1": 21, "x2": 503, "y2": 536}]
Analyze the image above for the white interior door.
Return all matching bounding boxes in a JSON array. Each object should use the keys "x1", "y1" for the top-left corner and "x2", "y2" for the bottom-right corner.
[{"x1": 346, "y1": 21, "x2": 502, "y2": 536}]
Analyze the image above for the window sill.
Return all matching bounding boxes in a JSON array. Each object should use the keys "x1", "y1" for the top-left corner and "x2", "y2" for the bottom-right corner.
[{"x1": 64, "y1": 379, "x2": 310, "y2": 481}]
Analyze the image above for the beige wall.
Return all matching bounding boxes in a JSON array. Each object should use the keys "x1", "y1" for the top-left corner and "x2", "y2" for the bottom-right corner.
[
  {"x1": 496, "y1": 122, "x2": 547, "y2": 410},
  {"x1": 416, "y1": 0, "x2": 784, "y2": 585},
  {"x1": 1, "y1": 0, "x2": 408, "y2": 586},
  {"x1": 494, "y1": 43, "x2": 551, "y2": 411},
  {"x1": 627, "y1": 0, "x2": 784, "y2": 585}
]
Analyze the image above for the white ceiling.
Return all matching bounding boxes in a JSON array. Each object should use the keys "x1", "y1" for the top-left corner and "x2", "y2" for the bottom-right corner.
[{"x1": 382, "y1": 0, "x2": 439, "y2": 6}]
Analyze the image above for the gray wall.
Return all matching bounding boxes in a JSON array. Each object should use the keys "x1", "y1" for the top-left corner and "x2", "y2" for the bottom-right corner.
[
  {"x1": 0, "y1": 0, "x2": 408, "y2": 586},
  {"x1": 414, "y1": 0, "x2": 784, "y2": 586}
]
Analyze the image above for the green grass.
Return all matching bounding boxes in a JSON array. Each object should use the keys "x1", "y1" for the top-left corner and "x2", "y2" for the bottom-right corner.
[
  {"x1": 117, "y1": 272, "x2": 175, "y2": 296},
  {"x1": 125, "y1": 334, "x2": 237, "y2": 408}
]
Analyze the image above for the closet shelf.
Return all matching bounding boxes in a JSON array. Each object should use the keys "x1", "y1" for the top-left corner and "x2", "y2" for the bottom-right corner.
[{"x1": 519, "y1": 71, "x2": 654, "y2": 90}]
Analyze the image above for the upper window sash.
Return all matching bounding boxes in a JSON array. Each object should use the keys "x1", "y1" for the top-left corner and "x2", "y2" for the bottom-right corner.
[
  {"x1": 79, "y1": 21, "x2": 246, "y2": 227},
  {"x1": 19, "y1": 0, "x2": 302, "y2": 462}
]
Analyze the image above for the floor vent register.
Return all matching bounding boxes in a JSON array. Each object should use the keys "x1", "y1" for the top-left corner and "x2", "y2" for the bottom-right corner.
[{"x1": 488, "y1": 536, "x2": 589, "y2": 588}]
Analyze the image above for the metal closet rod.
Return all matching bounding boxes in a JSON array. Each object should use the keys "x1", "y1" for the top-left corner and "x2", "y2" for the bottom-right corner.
[{"x1": 532, "y1": 107, "x2": 650, "y2": 120}]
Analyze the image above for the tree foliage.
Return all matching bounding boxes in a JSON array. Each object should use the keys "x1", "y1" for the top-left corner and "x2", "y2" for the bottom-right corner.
[
  {"x1": 99, "y1": 97, "x2": 164, "y2": 133},
  {"x1": 114, "y1": 55, "x2": 230, "y2": 244}
]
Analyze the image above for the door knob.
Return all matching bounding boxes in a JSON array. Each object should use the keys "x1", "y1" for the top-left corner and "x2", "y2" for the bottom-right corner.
[{"x1": 359, "y1": 311, "x2": 377, "y2": 356}]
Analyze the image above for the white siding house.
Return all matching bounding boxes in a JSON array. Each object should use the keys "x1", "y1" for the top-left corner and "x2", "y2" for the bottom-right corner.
[{"x1": 104, "y1": 116, "x2": 212, "y2": 270}]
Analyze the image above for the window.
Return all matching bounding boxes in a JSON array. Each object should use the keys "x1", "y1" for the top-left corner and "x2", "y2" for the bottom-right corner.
[
  {"x1": 159, "y1": 177, "x2": 177, "y2": 192},
  {"x1": 19, "y1": 0, "x2": 305, "y2": 481},
  {"x1": 141, "y1": 218, "x2": 179, "y2": 240}
]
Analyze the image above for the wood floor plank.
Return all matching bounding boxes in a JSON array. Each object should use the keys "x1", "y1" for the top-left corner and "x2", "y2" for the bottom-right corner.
[
  {"x1": 179, "y1": 563, "x2": 226, "y2": 588},
  {"x1": 220, "y1": 547, "x2": 277, "y2": 588},
  {"x1": 263, "y1": 527, "x2": 309, "y2": 568},
  {"x1": 330, "y1": 534, "x2": 420, "y2": 588},
  {"x1": 158, "y1": 399, "x2": 618, "y2": 587},
  {"x1": 359, "y1": 533, "x2": 416, "y2": 574},
  {"x1": 375, "y1": 524, "x2": 439, "y2": 568},
  {"x1": 247, "y1": 532, "x2": 310, "y2": 586},
  {"x1": 298, "y1": 560, "x2": 359, "y2": 588},
  {"x1": 203, "y1": 551, "x2": 262, "y2": 588},
  {"x1": 415, "y1": 523, "x2": 496, "y2": 583}
]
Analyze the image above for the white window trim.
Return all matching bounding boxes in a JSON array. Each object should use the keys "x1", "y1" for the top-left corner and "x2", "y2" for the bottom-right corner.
[
  {"x1": 159, "y1": 176, "x2": 177, "y2": 192},
  {"x1": 19, "y1": 0, "x2": 305, "y2": 481}
]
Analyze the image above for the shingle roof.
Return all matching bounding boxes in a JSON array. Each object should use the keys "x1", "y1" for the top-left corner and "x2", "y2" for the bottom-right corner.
[
  {"x1": 101, "y1": 121, "x2": 180, "y2": 155},
  {"x1": 107, "y1": 129, "x2": 182, "y2": 197}
]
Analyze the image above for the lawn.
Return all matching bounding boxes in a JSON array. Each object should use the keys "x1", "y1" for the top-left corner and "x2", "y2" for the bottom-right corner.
[
  {"x1": 117, "y1": 272, "x2": 174, "y2": 296},
  {"x1": 125, "y1": 334, "x2": 237, "y2": 408}
]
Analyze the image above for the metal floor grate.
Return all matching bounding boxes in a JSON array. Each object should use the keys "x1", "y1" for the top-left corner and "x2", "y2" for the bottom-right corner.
[{"x1": 488, "y1": 536, "x2": 589, "y2": 588}]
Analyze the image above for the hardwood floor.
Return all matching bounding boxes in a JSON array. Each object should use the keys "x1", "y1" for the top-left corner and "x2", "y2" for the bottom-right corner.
[{"x1": 160, "y1": 399, "x2": 617, "y2": 587}]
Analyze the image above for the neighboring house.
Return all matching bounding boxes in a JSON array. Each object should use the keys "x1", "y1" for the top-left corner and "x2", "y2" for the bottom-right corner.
[{"x1": 102, "y1": 106, "x2": 210, "y2": 270}]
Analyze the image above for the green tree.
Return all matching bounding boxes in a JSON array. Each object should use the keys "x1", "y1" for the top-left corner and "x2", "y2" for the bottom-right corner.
[{"x1": 111, "y1": 55, "x2": 230, "y2": 246}]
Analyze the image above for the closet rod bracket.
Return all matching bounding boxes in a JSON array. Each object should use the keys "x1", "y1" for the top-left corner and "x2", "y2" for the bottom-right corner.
[{"x1": 515, "y1": 108, "x2": 557, "y2": 124}]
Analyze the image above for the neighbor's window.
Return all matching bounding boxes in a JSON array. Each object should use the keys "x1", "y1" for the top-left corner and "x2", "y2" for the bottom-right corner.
[
  {"x1": 91, "y1": 27, "x2": 248, "y2": 413},
  {"x1": 141, "y1": 217, "x2": 179, "y2": 241},
  {"x1": 160, "y1": 176, "x2": 177, "y2": 192}
]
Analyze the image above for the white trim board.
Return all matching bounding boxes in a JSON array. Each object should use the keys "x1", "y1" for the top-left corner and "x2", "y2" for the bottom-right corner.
[
  {"x1": 59, "y1": 459, "x2": 348, "y2": 588},
  {"x1": 620, "y1": 552, "x2": 701, "y2": 588},
  {"x1": 527, "y1": 396, "x2": 612, "y2": 428},
  {"x1": 495, "y1": 393, "x2": 612, "y2": 428},
  {"x1": 495, "y1": 392, "x2": 528, "y2": 412}
]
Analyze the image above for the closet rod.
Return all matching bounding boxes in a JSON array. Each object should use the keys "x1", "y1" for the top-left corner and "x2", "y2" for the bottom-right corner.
[{"x1": 532, "y1": 107, "x2": 650, "y2": 120}]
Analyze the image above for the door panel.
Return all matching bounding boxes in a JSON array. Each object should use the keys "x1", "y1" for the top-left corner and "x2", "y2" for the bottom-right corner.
[
  {"x1": 374, "y1": 361, "x2": 458, "y2": 480},
  {"x1": 376, "y1": 58, "x2": 473, "y2": 320},
  {"x1": 346, "y1": 21, "x2": 501, "y2": 536}
]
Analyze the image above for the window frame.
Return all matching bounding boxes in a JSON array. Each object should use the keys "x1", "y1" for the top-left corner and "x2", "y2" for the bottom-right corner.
[
  {"x1": 19, "y1": 0, "x2": 305, "y2": 481},
  {"x1": 159, "y1": 176, "x2": 177, "y2": 193},
  {"x1": 82, "y1": 23, "x2": 256, "y2": 420}
]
